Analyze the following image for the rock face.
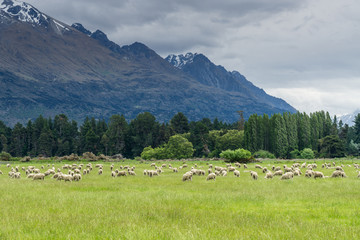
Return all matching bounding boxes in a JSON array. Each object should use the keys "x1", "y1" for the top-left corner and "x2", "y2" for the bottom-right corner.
[{"x1": 0, "y1": 0, "x2": 296, "y2": 125}]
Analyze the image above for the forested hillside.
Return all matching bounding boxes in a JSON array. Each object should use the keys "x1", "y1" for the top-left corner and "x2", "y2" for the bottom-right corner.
[{"x1": 0, "y1": 111, "x2": 359, "y2": 160}]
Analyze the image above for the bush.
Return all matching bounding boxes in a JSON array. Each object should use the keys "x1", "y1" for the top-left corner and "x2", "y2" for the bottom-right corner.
[
  {"x1": 0, "y1": 151, "x2": 11, "y2": 161},
  {"x1": 220, "y1": 148, "x2": 252, "y2": 163},
  {"x1": 253, "y1": 150, "x2": 275, "y2": 159},
  {"x1": 300, "y1": 148, "x2": 315, "y2": 159},
  {"x1": 140, "y1": 146, "x2": 167, "y2": 160}
]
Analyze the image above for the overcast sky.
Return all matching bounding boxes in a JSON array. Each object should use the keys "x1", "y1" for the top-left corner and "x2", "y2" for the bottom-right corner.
[{"x1": 25, "y1": 0, "x2": 360, "y2": 116}]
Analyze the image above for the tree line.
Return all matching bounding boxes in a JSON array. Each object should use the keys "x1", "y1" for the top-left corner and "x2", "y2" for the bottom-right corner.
[{"x1": 1, "y1": 111, "x2": 359, "y2": 159}]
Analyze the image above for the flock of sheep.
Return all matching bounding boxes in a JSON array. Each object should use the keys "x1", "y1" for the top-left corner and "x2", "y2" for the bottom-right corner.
[{"x1": 1, "y1": 160, "x2": 360, "y2": 183}]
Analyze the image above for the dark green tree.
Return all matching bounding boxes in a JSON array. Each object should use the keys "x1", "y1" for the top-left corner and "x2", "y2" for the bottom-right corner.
[{"x1": 170, "y1": 112, "x2": 189, "y2": 134}]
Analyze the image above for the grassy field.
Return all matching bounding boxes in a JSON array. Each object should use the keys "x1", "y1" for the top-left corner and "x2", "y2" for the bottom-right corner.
[{"x1": 1, "y1": 159, "x2": 360, "y2": 239}]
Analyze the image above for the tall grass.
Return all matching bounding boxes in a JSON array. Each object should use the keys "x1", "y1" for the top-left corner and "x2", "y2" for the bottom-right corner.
[{"x1": 1, "y1": 160, "x2": 360, "y2": 239}]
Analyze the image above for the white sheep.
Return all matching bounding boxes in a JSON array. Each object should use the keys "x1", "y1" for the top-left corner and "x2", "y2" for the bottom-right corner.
[
  {"x1": 234, "y1": 170, "x2": 240, "y2": 177},
  {"x1": 73, "y1": 174, "x2": 82, "y2": 181},
  {"x1": 313, "y1": 171, "x2": 324, "y2": 179},
  {"x1": 182, "y1": 172, "x2": 193, "y2": 181},
  {"x1": 264, "y1": 172, "x2": 273, "y2": 179},
  {"x1": 273, "y1": 170, "x2": 283, "y2": 176},
  {"x1": 33, "y1": 173, "x2": 45, "y2": 180},
  {"x1": 228, "y1": 167, "x2": 236, "y2": 172},
  {"x1": 280, "y1": 172, "x2": 293, "y2": 180},
  {"x1": 331, "y1": 170, "x2": 347, "y2": 178},
  {"x1": 206, "y1": 173, "x2": 216, "y2": 181},
  {"x1": 98, "y1": 169, "x2": 103, "y2": 175},
  {"x1": 173, "y1": 168, "x2": 178, "y2": 173},
  {"x1": 117, "y1": 171, "x2": 127, "y2": 177},
  {"x1": 128, "y1": 171, "x2": 136, "y2": 176},
  {"x1": 262, "y1": 167, "x2": 268, "y2": 173},
  {"x1": 250, "y1": 171, "x2": 258, "y2": 180},
  {"x1": 305, "y1": 170, "x2": 314, "y2": 178}
]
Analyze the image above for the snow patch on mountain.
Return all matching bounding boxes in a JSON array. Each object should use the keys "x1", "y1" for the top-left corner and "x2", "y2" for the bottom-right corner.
[
  {"x1": 338, "y1": 110, "x2": 360, "y2": 126},
  {"x1": 166, "y1": 53, "x2": 198, "y2": 69},
  {"x1": 0, "y1": 0, "x2": 69, "y2": 32},
  {"x1": 1, "y1": 0, "x2": 46, "y2": 24}
]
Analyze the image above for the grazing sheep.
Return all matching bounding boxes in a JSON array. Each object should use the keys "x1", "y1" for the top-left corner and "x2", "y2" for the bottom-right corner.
[
  {"x1": 274, "y1": 166, "x2": 281, "y2": 172},
  {"x1": 335, "y1": 166, "x2": 344, "y2": 171},
  {"x1": 63, "y1": 174, "x2": 73, "y2": 182},
  {"x1": 250, "y1": 171, "x2": 258, "y2": 180},
  {"x1": 228, "y1": 167, "x2": 236, "y2": 172},
  {"x1": 150, "y1": 163, "x2": 156, "y2": 167},
  {"x1": 255, "y1": 164, "x2": 262, "y2": 169},
  {"x1": 358, "y1": 172, "x2": 360, "y2": 178},
  {"x1": 273, "y1": 170, "x2": 284, "y2": 176},
  {"x1": 0, "y1": 170, "x2": 2, "y2": 175},
  {"x1": 222, "y1": 171, "x2": 227, "y2": 177},
  {"x1": 208, "y1": 164, "x2": 213, "y2": 169},
  {"x1": 182, "y1": 172, "x2": 193, "y2": 181},
  {"x1": 280, "y1": 172, "x2": 293, "y2": 180},
  {"x1": 331, "y1": 170, "x2": 347, "y2": 178},
  {"x1": 27, "y1": 173, "x2": 35, "y2": 179},
  {"x1": 149, "y1": 170, "x2": 159, "y2": 177},
  {"x1": 234, "y1": 170, "x2": 240, "y2": 177},
  {"x1": 182, "y1": 164, "x2": 188, "y2": 168},
  {"x1": 284, "y1": 167, "x2": 293, "y2": 173},
  {"x1": 313, "y1": 171, "x2": 324, "y2": 179},
  {"x1": 293, "y1": 169, "x2": 302, "y2": 176},
  {"x1": 73, "y1": 174, "x2": 82, "y2": 181},
  {"x1": 262, "y1": 167, "x2": 268, "y2": 173},
  {"x1": 33, "y1": 173, "x2": 45, "y2": 180},
  {"x1": 305, "y1": 170, "x2": 314, "y2": 178},
  {"x1": 98, "y1": 169, "x2": 103, "y2": 175},
  {"x1": 83, "y1": 169, "x2": 87, "y2": 175},
  {"x1": 264, "y1": 172, "x2": 273, "y2": 179},
  {"x1": 173, "y1": 168, "x2": 178, "y2": 173},
  {"x1": 208, "y1": 169, "x2": 212, "y2": 174},
  {"x1": 243, "y1": 164, "x2": 248, "y2": 169},
  {"x1": 143, "y1": 170, "x2": 148, "y2": 175},
  {"x1": 206, "y1": 173, "x2": 216, "y2": 181},
  {"x1": 117, "y1": 171, "x2": 127, "y2": 177},
  {"x1": 52, "y1": 173, "x2": 61, "y2": 179},
  {"x1": 14, "y1": 172, "x2": 21, "y2": 179},
  {"x1": 33, "y1": 169, "x2": 40, "y2": 174},
  {"x1": 6, "y1": 164, "x2": 10, "y2": 168},
  {"x1": 128, "y1": 171, "x2": 136, "y2": 176}
]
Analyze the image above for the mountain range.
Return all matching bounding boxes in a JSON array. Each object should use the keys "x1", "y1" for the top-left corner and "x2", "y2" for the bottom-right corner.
[{"x1": 0, "y1": 0, "x2": 296, "y2": 126}]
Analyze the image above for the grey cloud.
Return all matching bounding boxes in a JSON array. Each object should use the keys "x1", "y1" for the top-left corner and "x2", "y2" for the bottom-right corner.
[{"x1": 22, "y1": 0, "x2": 360, "y2": 115}]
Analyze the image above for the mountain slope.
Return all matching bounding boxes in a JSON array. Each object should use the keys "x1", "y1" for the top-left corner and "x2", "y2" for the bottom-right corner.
[
  {"x1": 166, "y1": 53, "x2": 295, "y2": 113},
  {"x1": 0, "y1": 0, "x2": 296, "y2": 125}
]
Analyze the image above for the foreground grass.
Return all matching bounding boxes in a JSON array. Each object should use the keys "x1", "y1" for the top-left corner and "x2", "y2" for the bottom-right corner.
[{"x1": 1, "y1": 160, "x2": 360, "y2": 239}]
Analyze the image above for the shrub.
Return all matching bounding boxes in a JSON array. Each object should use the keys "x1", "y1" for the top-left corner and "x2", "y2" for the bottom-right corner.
[
  {"x1": 220, "y1": 148, "x2": 252, "y2": 163},
  {"x1": 0, "y1": 151, "x2": 11, "y2": 161},
  {"x1": 300, "y1": 148, "x2": 315, "y2": 159},
  {"x1": 140, "y1": 146, "x2": 167, "y2": 160},
  {"x1": 253, "y1": 150, "x2": 275, "y2": 159}
]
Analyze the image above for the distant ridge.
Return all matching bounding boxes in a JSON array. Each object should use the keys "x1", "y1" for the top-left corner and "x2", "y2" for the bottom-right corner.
[{"x1": 0, "y1": 0, "x2": 296, "y2": 125}]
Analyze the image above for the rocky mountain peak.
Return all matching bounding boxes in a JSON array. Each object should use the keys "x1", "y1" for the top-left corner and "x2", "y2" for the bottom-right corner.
[
  {"x1": 165, "y1": 53, "x2": 199, "y2": 69},
  {"x1": 1, "y1": 0, "x2": 47, "y2": 26},
  {"x1": 71, "y1": 23, "x2": 91, "y2": 36}
]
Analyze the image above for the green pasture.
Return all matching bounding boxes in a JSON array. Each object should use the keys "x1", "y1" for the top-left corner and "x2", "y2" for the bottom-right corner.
[{"x1": 1, "y1": 159, "x2": 360, "y2": 239}]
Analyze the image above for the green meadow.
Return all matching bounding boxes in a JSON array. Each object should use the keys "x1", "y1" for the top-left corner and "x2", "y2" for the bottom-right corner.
[{"x1": 1, "y1": 160, "x2": 360, "y2": 239}]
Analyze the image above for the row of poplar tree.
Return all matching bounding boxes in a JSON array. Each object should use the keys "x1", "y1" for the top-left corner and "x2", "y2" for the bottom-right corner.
[{"x1": 0, "y1": 111, "x2": 359, "y2": 159}]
